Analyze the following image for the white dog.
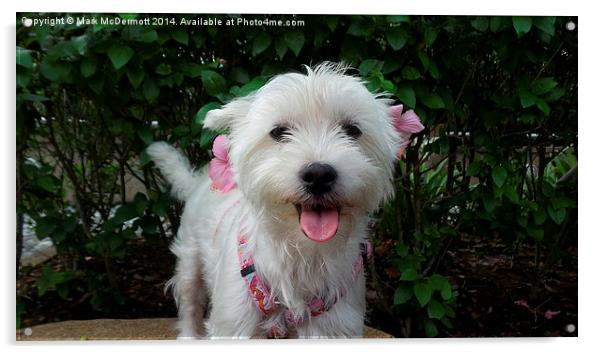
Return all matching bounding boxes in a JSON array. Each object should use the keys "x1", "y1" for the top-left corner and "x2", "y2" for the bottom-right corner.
[{"x1": 147, "y1": 63, "x2": 423, "y2": 339}]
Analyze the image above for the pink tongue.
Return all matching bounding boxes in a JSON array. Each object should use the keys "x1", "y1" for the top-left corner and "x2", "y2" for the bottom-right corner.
[{"x1": 299, "y1": 207, "x2": 340, "y2": 242}]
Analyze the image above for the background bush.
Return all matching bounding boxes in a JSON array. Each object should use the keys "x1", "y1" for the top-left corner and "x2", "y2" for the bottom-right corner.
[{"x1": 16, "y1": 14, "x2": 577, "y2": 336}]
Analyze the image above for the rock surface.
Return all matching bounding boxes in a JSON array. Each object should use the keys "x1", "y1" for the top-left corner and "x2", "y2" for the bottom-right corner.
[{"x1": 16, "y1": 318, "x2": 393, "y2": 340}]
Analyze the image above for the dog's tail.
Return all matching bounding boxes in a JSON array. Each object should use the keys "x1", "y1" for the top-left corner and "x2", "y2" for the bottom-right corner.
[{"x1": 147, "y1": 142, "x2": 199, "y2": 201}]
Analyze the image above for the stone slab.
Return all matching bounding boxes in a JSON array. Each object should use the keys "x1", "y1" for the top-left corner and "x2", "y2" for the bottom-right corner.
[{"x1": 17, "y1": 318, "x2": 393, "y2": 340}]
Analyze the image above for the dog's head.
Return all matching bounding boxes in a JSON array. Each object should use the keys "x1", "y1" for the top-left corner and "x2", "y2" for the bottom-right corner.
[{"x1": 205, "y1": 63, "x2": 419, "y2": 244}]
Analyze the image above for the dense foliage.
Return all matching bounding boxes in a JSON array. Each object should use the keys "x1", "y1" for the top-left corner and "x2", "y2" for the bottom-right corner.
[{"x1": 16, "y1": 14, "x2": 577, "y2": 336}]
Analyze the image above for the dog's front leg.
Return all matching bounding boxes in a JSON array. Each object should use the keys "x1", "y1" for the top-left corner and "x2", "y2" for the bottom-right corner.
[
  {"x1": 169, "y1": 233, "x2": 208, "y2": 339},
  {"x1": 204, "y1": 275, "x2": 264, "y2": 339},
  {"x1": 297, "y1": 280, "x2": 367, "y2": 339},
  {"x1": 297, "y1": 302, "x2": 365, "y2": 338}
]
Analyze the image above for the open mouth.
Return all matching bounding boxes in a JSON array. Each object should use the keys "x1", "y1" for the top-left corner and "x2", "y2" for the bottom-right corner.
[{"x1": 294, "y1": 203, "x2": 340, "y2": 243}]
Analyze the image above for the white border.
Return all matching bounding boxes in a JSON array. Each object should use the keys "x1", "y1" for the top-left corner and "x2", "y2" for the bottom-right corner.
[{"x1": 3, "y1": 1, "x2": 598, "y2": 354}]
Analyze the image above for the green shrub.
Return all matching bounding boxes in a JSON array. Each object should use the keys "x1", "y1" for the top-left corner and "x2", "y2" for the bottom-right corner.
[{"x1": 16, "y1": 14, "x2": 577, "y2": 336}]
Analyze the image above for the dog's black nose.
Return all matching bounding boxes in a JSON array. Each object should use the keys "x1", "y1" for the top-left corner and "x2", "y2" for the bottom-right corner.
[{"x1": 300, "y1": 162, "x2": 338, "y2": 196}]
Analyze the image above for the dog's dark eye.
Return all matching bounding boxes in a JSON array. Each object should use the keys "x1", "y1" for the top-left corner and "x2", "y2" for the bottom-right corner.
[
  {"x1": 342, "y1": 123, "x2": 362, "y2": 139},
  {"x1": 269, "y1": 125, "x2": 290, "y2": 142}
]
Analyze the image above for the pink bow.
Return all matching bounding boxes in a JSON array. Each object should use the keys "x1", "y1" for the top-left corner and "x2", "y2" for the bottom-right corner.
[
  {"x1": 389, "y1": 104, "x2": 425, "y2": 159},
  {"x1": 208, "y1": 135, "x2": 237, "y2": 193}
]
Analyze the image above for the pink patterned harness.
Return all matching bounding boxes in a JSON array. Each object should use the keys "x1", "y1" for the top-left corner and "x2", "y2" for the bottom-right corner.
[{"x1": 237, "y1": 233, "x2": 372, "y2": 338}]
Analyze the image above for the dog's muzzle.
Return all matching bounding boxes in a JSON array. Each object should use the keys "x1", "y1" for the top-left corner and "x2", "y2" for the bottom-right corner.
[{"x1": 296, "y1": 162, "x2": 340, "y2": 243}]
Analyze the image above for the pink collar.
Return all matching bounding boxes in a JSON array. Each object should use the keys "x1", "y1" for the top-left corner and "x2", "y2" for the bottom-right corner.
[{"x1": 237, "y1": 233, "x2": 372, "y2": 338}]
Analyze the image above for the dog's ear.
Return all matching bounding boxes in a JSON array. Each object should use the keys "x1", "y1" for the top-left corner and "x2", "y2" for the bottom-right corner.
[
  {"x1": 389, "y1": 104, "x2": 425, "y2": 159},
  {"x1": 204, "y1": 97, "x2": 251, "y2": 130}
]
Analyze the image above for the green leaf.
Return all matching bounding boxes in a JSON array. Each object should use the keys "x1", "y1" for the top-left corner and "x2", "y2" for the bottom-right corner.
[
  {"x1": 155, "y1": 63, "x2": 172, "y2": 75},
  {"x1": 492, "y1": 166, "x2": 508, "y2": 187},
  {"x1": 427, "y1": 299, "x2": 446, "y2": 319},
  {"x1": 37, "y1": 175, "x2": 60, "y2": 193},
  {"x1": 417, "y1": 51, "x2": 431, "y2": 71},
  {"x1": 252, "y1": 32, "x2": 272, "y2": 56},
  {"x1": 414, "y1": 281, "x2": 433, "y2": 307},
  {"x1": 482, "y1": 193, "x2": 496, "y2": 214},
  {"x1": 394, "y1": 286, "x2": 413, "y2": 305},
  {"x1": 201, "y1": 70, "x2": 227, "y2": 97},
  {"x1": 424, "y1": 28, "x2": 439, "y2": 47},
  {"x1": 347, "y1": 19, "x2": 370, "y2": 36},
  {"x1": 230, "y1": 67, "x2": 250, "y2": 84},
  {"x1": 489, "y1": 17, "x2": 504, "y2": 33},
  {"x1": 546, "y1": 87, "x2": 566, "y2": 102},
  {"x1": 534, "y1": 206, "x2": 547, "y2": 225},
  {"x1": 171, "y1": 29, "x2": 189, "y2": 45},
  {"x1": 386, "y1": 15, "x2": 410, "y2": 24},
  {"x1": 39, "y1": 60, "x2": 70, "y2": 82},
  {"x1": 471, "y1": 17, "x2": 489, "y2": 32},
  {"x1": 17, "y1": 68, "x2": 30, "y2": 87},
  {"x1": 19, "y1": 93, "x2": 49, "y2": 102},
  {"x1": 535, "y1": 97, "x2": 551, "y2": 115},
  {"x1": 466, "y1": 161, "x2": 482, "y2": 176},
  {"x1": 36, "y1": 266, "x2": 74, "y2": 297},
  {"x1": 402, "y1": 66, "x2": 421, "y2": 80},
  {"x1": 512, "y1": 17, "x2": 533, "y2": 37},
  {"x1": 504, "y1": 184, "x2": 520, "y2": 204},
  {"x1": 198, "y1": 129, "x2": 220, "y2": 149},
  {"x1": 137, "y1": 127, "x2": 153, "y2": 145},
  {"x1": 382, "y1": 59, "x2": 402, "y2": 74},
  {"x1": 182, "y1": 63, "x2": 204, "y2": 78},
  {"x1": 71, "y1": 35, "x2": 88, "y2": 55},
  {"x1": 386, "y1": 27, "x2": 408, "y2": 50},
  {"x1": 274, "y1": 37, "x2": 288, "y2": 60},
  {"x1": 143, "y1": 79, "x2": 160, "y2": 102},
  {"x1": 80, "y1": 59, "x2": 97, "y2": 78},
  {"x1": 429, "y1": 275, "x2": 453, "y2": 301},
  {"x1": 16, "y1": 47, "x2": 33, "y2": 69},
  {"x1": 441, "y1": 285, "x2": 452, "y2": 301},
  {"x1": 395, "y1": 243, "x2": 408, "y2": 257},
  {"x1": 424, "y1": 319, "x2": 439, "y2": 337},
  {"x1": 519, "y1": 90, "x2": 538, "y2": 108},
  {"x1": 428, "y1": 62, "x2": 440, "y2": 80},
  {"x1": 532, "y1": 77, "x2": 558, "y2": 95},
  {"x1": 400, "y1": 268, "x2": 419, "y2": 281},
  {"x1": 422, "y1": 93, "x2": 445, "y2": 110},
  {"x1": 326, "y1": 16, "x2": 339, "y2": 31},
  {"x1": 112, "y1": 204, "x2": 138, "y2": 225},
  {"x1": 397, "y1": 86, "x2": 416, "y2": 108},
  {"x1": 36, "y1": 217, "x2": 57, "y2": 238},
  {"x1": 107, "y1": 44, "x2": 134, "y2": 70},
  {"x1": 133, "y1": 192, "x2": 149, "y2": 216},
  {"x1": 127, "y1": 27, "x2": 158, "y2": 43},
  {"x1": 547, "y1": 205, "x2": 567, "y2": 225},
  {"x1": 284, "y1": 31, "x2": 305, "y2": 56},
  {"x1": 527, "y1": 225, "x2": 544, "y2": 242},
  {"x1": 236, "y1": 77, "x2": 266, "y2": 97},
  {"x1": 46, "y1": 41, "x2": 78, "y2": 60},
  {"x1": 172, "y1": 125, "x2": 190, "y2": 137},
  {"x1": 533, "y1": 17, "x2": 556, "y2": 36},
  {"x1": 442, "y1": 302, "x2": 455, "y2": 318},
  {"x1": 359, "y1": 59, "x2": 384, "y2": 76},
  {"x1": 550, "y1": 197, "x2": 576, "y2": 209},
  {"x1": 194, "y1": 102, "x2": 222, "y2": 125},
  {"x1": 127, "y1": 66, "x2": 145, "y2": 88}
]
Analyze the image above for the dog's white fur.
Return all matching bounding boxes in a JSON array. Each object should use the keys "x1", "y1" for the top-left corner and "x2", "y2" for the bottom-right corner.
[{"x1": 147, "y1": 63, "x2": 402, "y2": 339}]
